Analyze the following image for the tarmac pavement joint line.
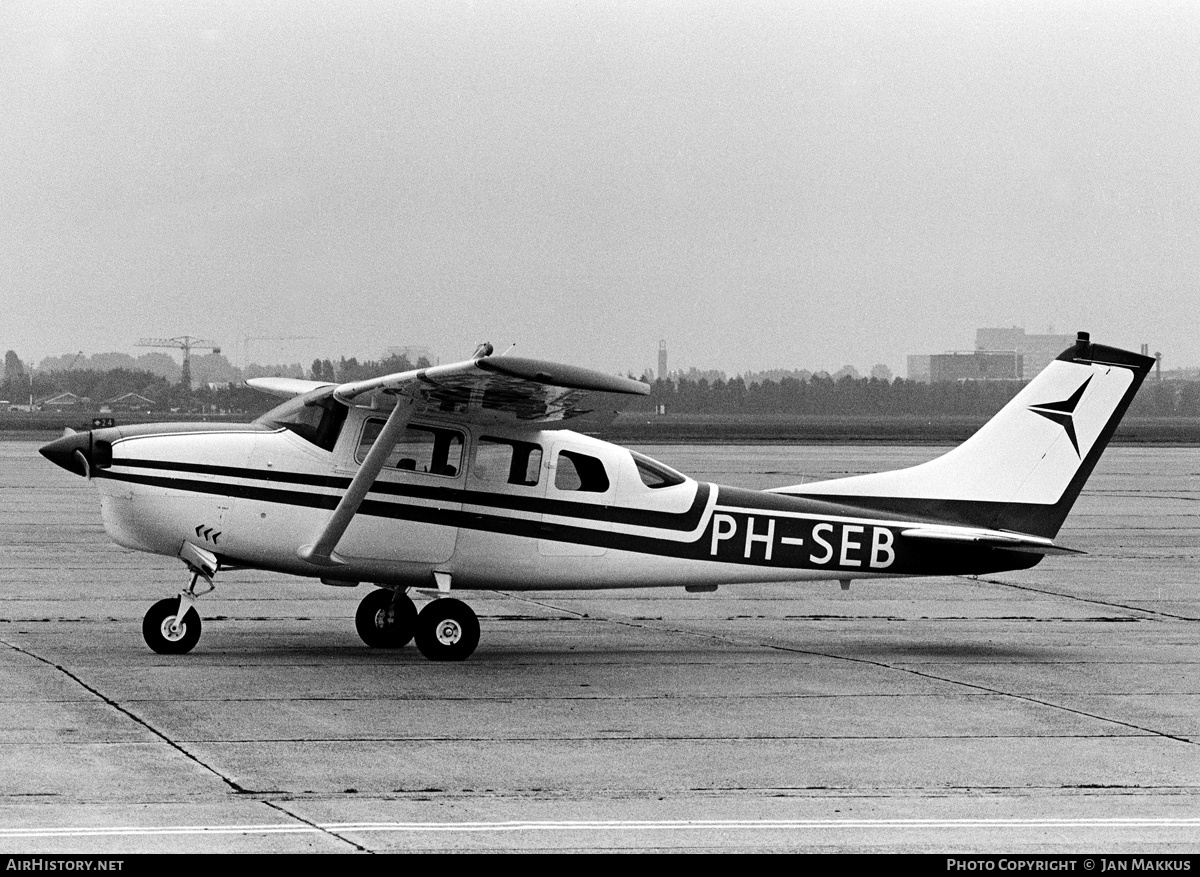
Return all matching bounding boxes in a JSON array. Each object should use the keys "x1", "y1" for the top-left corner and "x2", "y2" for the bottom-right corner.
[
  {"x1": 261, "y1": 799, "x2": 368, "y2": 852},
  {"x1": 0, "y1": 636, "x2": 250, "y2": 793},
  {"x1": 0, "y1": 635, "x2": 371, "y2": 849},
  {"x1": 970, "y1": 574, "x2": 1200, "y2": 622},
  {"x1": 502, "y1": 593, "x2": 1200, "y2": 749}
]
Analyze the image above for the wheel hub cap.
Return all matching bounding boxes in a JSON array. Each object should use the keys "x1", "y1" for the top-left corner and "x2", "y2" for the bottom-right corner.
[
  {"x1": 161, "y1": 617, "x2": 186, "y2": 642},
  {"x1": 435, "y1": 619, "x2": 462, "y2": 645}
]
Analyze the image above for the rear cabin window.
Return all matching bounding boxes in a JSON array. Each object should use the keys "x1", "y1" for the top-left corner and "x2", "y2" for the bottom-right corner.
[
  {"x1": 256, "y1": 391, "x2": 348, "y2": 452},
  {"x1": 474, "y1": 436, "x2": 543, "y2": 486},
  {"x1": 554, "y1": 450, "x2": 610, "y2": 493},
  {"x1": 631, "y1": 451, "x2": 687, "y2": 489},
  {"x1": 357, "y1": 420, "x2": 464, "y2": 477}
]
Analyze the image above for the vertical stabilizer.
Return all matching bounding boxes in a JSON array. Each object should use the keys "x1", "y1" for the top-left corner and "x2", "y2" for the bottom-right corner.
[{"x1": 773, "y1": 333, "x2": 1154, "y2": 537}]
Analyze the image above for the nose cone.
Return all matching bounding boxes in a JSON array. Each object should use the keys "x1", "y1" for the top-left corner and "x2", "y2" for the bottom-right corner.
[{"x1": 40, "y1": 431, "x2": 93, "y2": 478}]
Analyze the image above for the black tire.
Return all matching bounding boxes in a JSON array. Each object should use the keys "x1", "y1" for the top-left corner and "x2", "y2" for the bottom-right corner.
[
  {"x1": 142, "y1": 597, "x2": 202, "y2": 655},
  {"x1": 355, "y1": 588, "x2": 417, "y2": 648},
  {"x1": 414, "y1": 598, "x2": 479, "y2": 661}
]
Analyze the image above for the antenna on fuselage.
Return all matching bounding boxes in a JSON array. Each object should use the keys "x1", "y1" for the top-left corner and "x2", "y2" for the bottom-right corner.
[{"x1": 499, "y1": 343, "x2": 516, "y2": 357}]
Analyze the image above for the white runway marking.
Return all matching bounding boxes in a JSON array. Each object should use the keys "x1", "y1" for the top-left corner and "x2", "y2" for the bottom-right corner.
[{"x1": 3, "y1": 818, "x2": 1200, "y2": 838}]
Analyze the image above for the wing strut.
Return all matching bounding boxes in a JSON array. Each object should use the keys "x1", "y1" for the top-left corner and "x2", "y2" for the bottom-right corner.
[{"x1": 297, "y1": 397, "x2": 415, "y2": 566}]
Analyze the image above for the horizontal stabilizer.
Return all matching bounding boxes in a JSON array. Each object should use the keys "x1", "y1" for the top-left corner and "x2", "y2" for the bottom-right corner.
[{"x1": 900, "y1": 528, "x2": 1084, "y2": 556}]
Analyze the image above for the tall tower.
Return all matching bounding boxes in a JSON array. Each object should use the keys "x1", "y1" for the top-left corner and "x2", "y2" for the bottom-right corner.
[{"x1": 658, "y1": 340, "x2": 668, "y2": 382}]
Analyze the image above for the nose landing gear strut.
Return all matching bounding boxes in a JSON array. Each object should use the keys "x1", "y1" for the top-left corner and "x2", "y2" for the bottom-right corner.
[{"x1": 143, "y1": 543, "x2": 217, "y2": 655}]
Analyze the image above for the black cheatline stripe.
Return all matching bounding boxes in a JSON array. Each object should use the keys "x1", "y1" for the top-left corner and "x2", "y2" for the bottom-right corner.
[
  {"x1": 95, "y1": 470, "x2": 1031, "y2": 575},
  {"x1": 470, "y1": 482, "x2": 711, "y2": 530},
  {"x1": 113, "y1": 455, "x2": 1040, "y2": 540},
  {"x1": 98, "y1": 470, "x2": 340, "y2": 510},
  {"x1": 94, "y1": 469, "x2": 709, "y2": 561},
  {"x1": 766, "y1": 492, "x2": 1020, "y2": 531},
  {"x1": 115, "y1": 457, "x2": 346, "y2": 488},
  {"x1": 109, "y1": 458, "x2": 711, "y2": 531}
]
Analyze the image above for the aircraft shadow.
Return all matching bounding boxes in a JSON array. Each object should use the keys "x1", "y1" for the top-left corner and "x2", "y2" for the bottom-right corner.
[{"x1": 825, "y1": 640, "x2": 1060, "y2": 663}]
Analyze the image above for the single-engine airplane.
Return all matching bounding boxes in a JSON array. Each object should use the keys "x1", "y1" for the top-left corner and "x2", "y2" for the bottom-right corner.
[{"x1": 40, "y1": 333, "x2": 1152, "y2": 659}]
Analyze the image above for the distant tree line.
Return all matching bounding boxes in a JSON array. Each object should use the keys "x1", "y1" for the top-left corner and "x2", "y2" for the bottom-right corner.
[
  {"x1": 628, "y1": 374, "x2": 1200, "y2": 418},
  {"x1": 309, "y1": 352, "x2": 433, "y2": 383},
  {"x1": 0, "y1": 356, "x2": 195, "y2": 412},
  {"x1": 0, "y1": 348, "x2": 435, "y2": 415}
]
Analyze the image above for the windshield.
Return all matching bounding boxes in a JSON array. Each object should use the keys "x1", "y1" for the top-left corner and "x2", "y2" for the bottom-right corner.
[{"x1": 255, "y1": 387, "x2": 348, "y2": 452}]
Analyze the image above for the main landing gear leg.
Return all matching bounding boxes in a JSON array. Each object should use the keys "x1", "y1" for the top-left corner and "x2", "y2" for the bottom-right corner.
[{"x1": 143, "y1": 568, "x2": 214, "y2": 655}]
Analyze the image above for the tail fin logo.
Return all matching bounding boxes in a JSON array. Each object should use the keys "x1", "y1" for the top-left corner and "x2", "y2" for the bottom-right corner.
[{"x1": 1028, "y1": 376, "x2": 1093, "y2": 457}]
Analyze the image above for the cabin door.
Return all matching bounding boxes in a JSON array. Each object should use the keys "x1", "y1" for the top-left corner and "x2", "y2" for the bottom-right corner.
[{"x1": 337, "y1": 418, "x2": 464, "y2": 564}]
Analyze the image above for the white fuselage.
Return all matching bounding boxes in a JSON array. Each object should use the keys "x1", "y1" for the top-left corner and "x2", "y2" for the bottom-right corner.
[{"x1": 90, "y1": 410, "x2": 937, "y2": 592}]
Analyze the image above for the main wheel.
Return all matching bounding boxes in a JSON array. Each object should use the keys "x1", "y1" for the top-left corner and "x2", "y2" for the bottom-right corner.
[
  {"x1": 355, "y1": 588, "x2": 417, "y2": 648},
  {"x1": 142, "y1": 597, "x2": 202, "y2": 655},
  {"x1": 414, "y1": 598, "x2": 480, "y2": 661}
]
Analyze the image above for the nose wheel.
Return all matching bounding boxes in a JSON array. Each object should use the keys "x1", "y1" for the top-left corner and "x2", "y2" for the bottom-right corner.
[{"x1": 414, "y1": 598, "x2": 479, "y2": 661}]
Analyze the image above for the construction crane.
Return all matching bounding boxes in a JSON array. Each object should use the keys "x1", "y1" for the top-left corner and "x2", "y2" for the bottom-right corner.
[{"x1": 136, "y1": 337, "x2": 221, "y2": 388}]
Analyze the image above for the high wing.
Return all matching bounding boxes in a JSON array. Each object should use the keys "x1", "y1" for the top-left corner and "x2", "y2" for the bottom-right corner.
[
  {"x1": 254, "y1": 350, "x2": 649, "y2": 567},
  {"x1": 248, "y1": 352, "x2": 648, "y2": 425}
]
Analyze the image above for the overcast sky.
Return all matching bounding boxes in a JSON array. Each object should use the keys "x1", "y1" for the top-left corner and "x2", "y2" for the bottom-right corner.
[{"x1": 2, "y1": 1, "x2": 1197, "y2": 378}]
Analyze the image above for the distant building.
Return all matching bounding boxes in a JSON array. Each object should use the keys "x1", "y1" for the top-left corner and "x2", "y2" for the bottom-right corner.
[
  {"x1": 908, "y1": 327, "x2": 1075, "y2": 384},
  {"x1": 658, "y1": 341, "x2": 667, "y2": 382},
  {"x1": 39, "y1": 392, "x2": 85, "y2": 409},
  {"x1": 102, "y1": 392, "x2": 156, "y2": 412},
  {"x1": 974, "y1": 327, "x2": 1075, "y2": 376},
  {"x1": 929, "y1": 351, "x2": 1023, "y2": 383},
  {"x1": 906, "y1": 355, "x2": 931, "y2": 383}
]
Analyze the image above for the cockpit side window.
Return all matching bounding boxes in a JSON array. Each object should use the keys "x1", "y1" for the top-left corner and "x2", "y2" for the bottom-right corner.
[
  {"x1": 630, "y1": 451, "x2": 687, "y2": 489},
  {"x1": 474, "y1": 436, "x2": 543, "y2": 486},
  {"x1": 357, "y1": 420, "x2": 464, "y2": 477},
  {"x1": 255, "y1": 390, "x2": 348, "y2": 452},
  {"x1": 554, "y1": 450, "x2": 610, "y2": 493}
]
